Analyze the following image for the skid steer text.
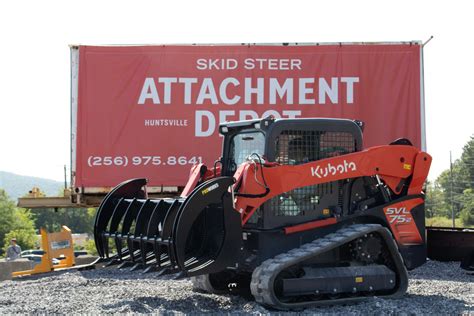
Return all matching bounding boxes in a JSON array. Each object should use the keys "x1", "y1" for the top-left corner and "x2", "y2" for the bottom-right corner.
[
  {"x1": 87, "y1": 155, "x2": 203, "y2": 167},
  {"x1": 385, "y1": 207, "x2": 412, "y2": 224}
]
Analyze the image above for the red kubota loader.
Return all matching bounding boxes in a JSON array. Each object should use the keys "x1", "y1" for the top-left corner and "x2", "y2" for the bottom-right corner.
[{"x1": 94, "y1": 117, "x2": 431, "y2": 310}]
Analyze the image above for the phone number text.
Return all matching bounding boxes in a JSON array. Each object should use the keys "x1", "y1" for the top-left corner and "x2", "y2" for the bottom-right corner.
[{"x1": 87, "y1": 155, "x2": 203, "y2": 167}]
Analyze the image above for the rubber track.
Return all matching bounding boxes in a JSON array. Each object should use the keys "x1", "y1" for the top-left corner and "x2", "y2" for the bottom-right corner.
[{"x1": 250, "y1": 224, "x2": 408, "y2": 310}]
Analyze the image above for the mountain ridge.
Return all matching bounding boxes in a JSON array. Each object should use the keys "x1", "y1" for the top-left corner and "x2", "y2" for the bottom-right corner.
[{"x1": 0, "y1": 170, "x2": 64, "y2": 200}]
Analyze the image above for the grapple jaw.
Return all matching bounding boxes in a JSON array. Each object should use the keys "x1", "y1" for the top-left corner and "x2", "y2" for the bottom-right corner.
[{"x1": 93, "y1": 177, "x2": 242, "y2": 277}]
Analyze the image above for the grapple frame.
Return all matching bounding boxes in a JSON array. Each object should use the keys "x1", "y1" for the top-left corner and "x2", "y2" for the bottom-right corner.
[{"x1": 94, "y1": 177, "x2": 241, "y2": 276}]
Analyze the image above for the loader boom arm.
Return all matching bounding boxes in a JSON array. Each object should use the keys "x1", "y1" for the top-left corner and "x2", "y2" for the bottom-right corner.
[{"x1": 233, "y1": 145, "x2": 431, "y2": 224}]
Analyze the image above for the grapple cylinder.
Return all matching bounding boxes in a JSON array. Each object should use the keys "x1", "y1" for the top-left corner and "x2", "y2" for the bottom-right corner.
[{"x1": 93, "y1": 177, "x2": 242, "y2": 276}]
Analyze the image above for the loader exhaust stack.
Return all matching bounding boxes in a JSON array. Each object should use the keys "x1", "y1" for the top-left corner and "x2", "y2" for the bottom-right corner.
[{"x1": 94, "y1": 177, "x2": 242, "y2": 276}]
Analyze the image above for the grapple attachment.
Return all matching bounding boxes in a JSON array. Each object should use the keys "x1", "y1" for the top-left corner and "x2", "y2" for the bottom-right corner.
[{"x1": 94, "y1": 177, "x2": 242, "y2": 276}]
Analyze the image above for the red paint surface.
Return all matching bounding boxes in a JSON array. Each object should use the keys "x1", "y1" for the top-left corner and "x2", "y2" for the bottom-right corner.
[
  {"x1": 76, "y1": 45, "x2": 421, "y2": 187},
  {"x1": 383, "y1": 198, "x2": 424, "y2": 245},
  {"x1": 234, "y1": 145, "x2": 429, "y2": 224}
]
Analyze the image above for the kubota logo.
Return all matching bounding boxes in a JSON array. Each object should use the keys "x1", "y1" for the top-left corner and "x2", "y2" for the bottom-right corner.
[
  {"x1": 385, "y1": 207, "x2": 412, "y2": 223},
  {"x1": 310, "y1": 160, "x2": 357, "y2": 178}
]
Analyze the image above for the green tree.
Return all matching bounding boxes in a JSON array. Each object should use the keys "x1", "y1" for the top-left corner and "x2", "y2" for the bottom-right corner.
[
  {"x1": 84, "y1": 238, "x2": 98, "y2": 256},
  {"x1": 0, "y1": 189, "x2": 18, "y2": 249},
  {"x1": 25, "y1": 188, "x2": 96, "y2": 234},
  {"x1": 3, "y1": 229, "x2": 37, "y2": 254},
  {"x1": 30, "y1": 207, "x2": 96, "y2": 234},
  {"x1": 459, "y1": 189, "x2": 474, "y2": 225},
  {"x1": 425, "y1": 180, "x2": 446, "y2": 217},
  {"x1": 459, "y1": 136, "x2": 474, "y2": 186},
  {"x1": 433, "y1": 135, "x2": 474, "y2": 226},
  {"x1": 0, "y1": 189, "x2": 37, "y2": 254},
  {"x1": 437, "y1": 161, "x2": 470, "y2": 217}
]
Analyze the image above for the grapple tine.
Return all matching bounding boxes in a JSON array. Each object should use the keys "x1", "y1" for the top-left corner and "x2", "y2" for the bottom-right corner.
[
  {"x1": 160, "y1": 199, "x2": 184, "y2": 268},
  {"x1": 94, "y1": 179, "x2": 147, "y2": 257},
  {"x1": 173, "y1": 271, "x2": 187, "y2": 280},
  {"x1": 134, "y1": 199, "x2": 155, "y2": 265},
  {"x1": 117, "y1": 261, "x2": 135, "y2": 269},
  {"x1": 140, "y1": 242, "x2": 148, "y2": 265},
  {"x1": 155, "y1": 268, "x2": 175, "y2": 277},
  {"x1": 121, "y1": 199, "x2": 139, "y2": 236},
  {"x1": 102, "y1": 235, "x2": 110, "y2": 258},
  {"x1": 116, "y1": 198, "x2": 143, "y2": 264},
  {"x1": 146, "y1": 200, "x2": 169, "y2": 240},
  {"x1": 130, "y1": 263, "x2": 144, "y2": 271},
  {"x1": 127, "y1": 238, "x2": 136, "y2": 263},
  {"x1": 106, "y1": 248, "x2": 129, "y2": 266},
  {"x1": 144, "y1": 200, "x2": 171, "y2": 268},
  {"x1": 128, "y1": 199, "x2": 147, "y2": 264},
  {"x1": 94, "y1": 177, "x2": 242, "y2": 280},
  {"x1": 115, "y1": 238, "x2": 123, "y2": 261},
  {"x1": 142, "y1": 265, "x2": 157, "y2": 274},
  {"x1": 104, "y1": 258, "x2": 121, "y2": 267},
  {"x1": 152, "y1": 241, "x2": 162, "y2": 268},
  {"x1": 107, "y1": 198, "x2": 129, "y2": 261}
]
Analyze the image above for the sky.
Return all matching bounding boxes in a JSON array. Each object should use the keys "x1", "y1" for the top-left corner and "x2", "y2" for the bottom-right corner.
[{"x1": 0, "y1": 0, "x2": 472, "y2": 183}]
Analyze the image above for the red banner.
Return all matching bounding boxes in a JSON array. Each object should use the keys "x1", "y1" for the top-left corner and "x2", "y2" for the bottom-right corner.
[{"x1": 75, "y1": 44, "x2": 422, "y2": 187}]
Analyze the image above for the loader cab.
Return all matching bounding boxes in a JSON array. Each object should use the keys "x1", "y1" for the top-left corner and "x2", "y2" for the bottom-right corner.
[{"x1": 220, "y1": 117, "x2": 364, "y2": 229}]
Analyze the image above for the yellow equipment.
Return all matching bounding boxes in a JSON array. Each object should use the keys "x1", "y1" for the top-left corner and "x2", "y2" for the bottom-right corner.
[{"x1": 12, "y1": 226, "x2": 75, "y2": 277}]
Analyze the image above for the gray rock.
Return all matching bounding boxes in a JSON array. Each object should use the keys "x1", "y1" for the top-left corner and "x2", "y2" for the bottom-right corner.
[{"x1": 0, "y1": 260, "x2": 472, "y2": 314}]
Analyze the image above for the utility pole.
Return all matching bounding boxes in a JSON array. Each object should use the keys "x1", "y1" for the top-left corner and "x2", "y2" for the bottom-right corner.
[
  {"x1": 64, "y1": 165, "x2": 67, "y2": 190},
  {"x1": 450, "y1": 151, "x2": 455, "y2": 228}
]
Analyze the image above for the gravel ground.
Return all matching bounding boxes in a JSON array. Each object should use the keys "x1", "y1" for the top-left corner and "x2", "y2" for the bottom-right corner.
[{"x1": 0, "y1": 260, "x2": 472, "y2": 314}]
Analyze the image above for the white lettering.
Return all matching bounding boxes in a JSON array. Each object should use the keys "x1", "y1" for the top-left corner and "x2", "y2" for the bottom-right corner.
[
  {"x1": 158, "y1": 77, "x2": 177, "y2": 104},
  {"x1": 299, "y1": 78, "x2": 315, "y2": 104},
  {"x1": 178, "y1": 78, "x2": 197, "y2": 104},
  {"x1": 386, "y1": 207, "x2": 412, "y2": 224},
  {"x1": 196, "y1": 59, "x2": 207, "y2": 70},
  {"x1": 227, "y1": 59, "x2": 238, "y2": 70},
  {"x1": 341, "y1": 77, "x2": 359, "y2": 103},
  {"x1": 219, "y1": 78, "x2": 241, "y2": 105},
  {"x1": 196, "y1": 78, "x2": 218, "y2": 104},
  {"x1": 291, "y1": 59, "x2": 302, "y2": 70},
  {"x1": 208, "y1": 59, "x2": 219, "y2": 70},
  {"x1": 311, "y1": 160, "x2": 357, "y2": 178},
  {"x1": 137, "y1": 76, "x2": 360, "y2": 106},
  {"x1": 195, "y1": 111, "x2": 215, "y2": 137},
  {"x1": 138, "y1": 78, "x2": 160, "y2": 104},
  {"x1": 269, "y1": 78, "x2": 293, "y2": 104},
  {"x1": 244, "y1": 78, "x2": 264, "y2": 104},
  {"x1": 319, "y1": 78, "x2": 338, "y2": 104},
  {"x1": 244, "y1": 59, "x2": 255, "y2": 70}
]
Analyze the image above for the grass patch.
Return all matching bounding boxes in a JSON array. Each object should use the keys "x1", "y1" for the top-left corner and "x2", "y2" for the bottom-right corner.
[{"x1": 426, "y1": 216, "x2": 473, "y2": 228}]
